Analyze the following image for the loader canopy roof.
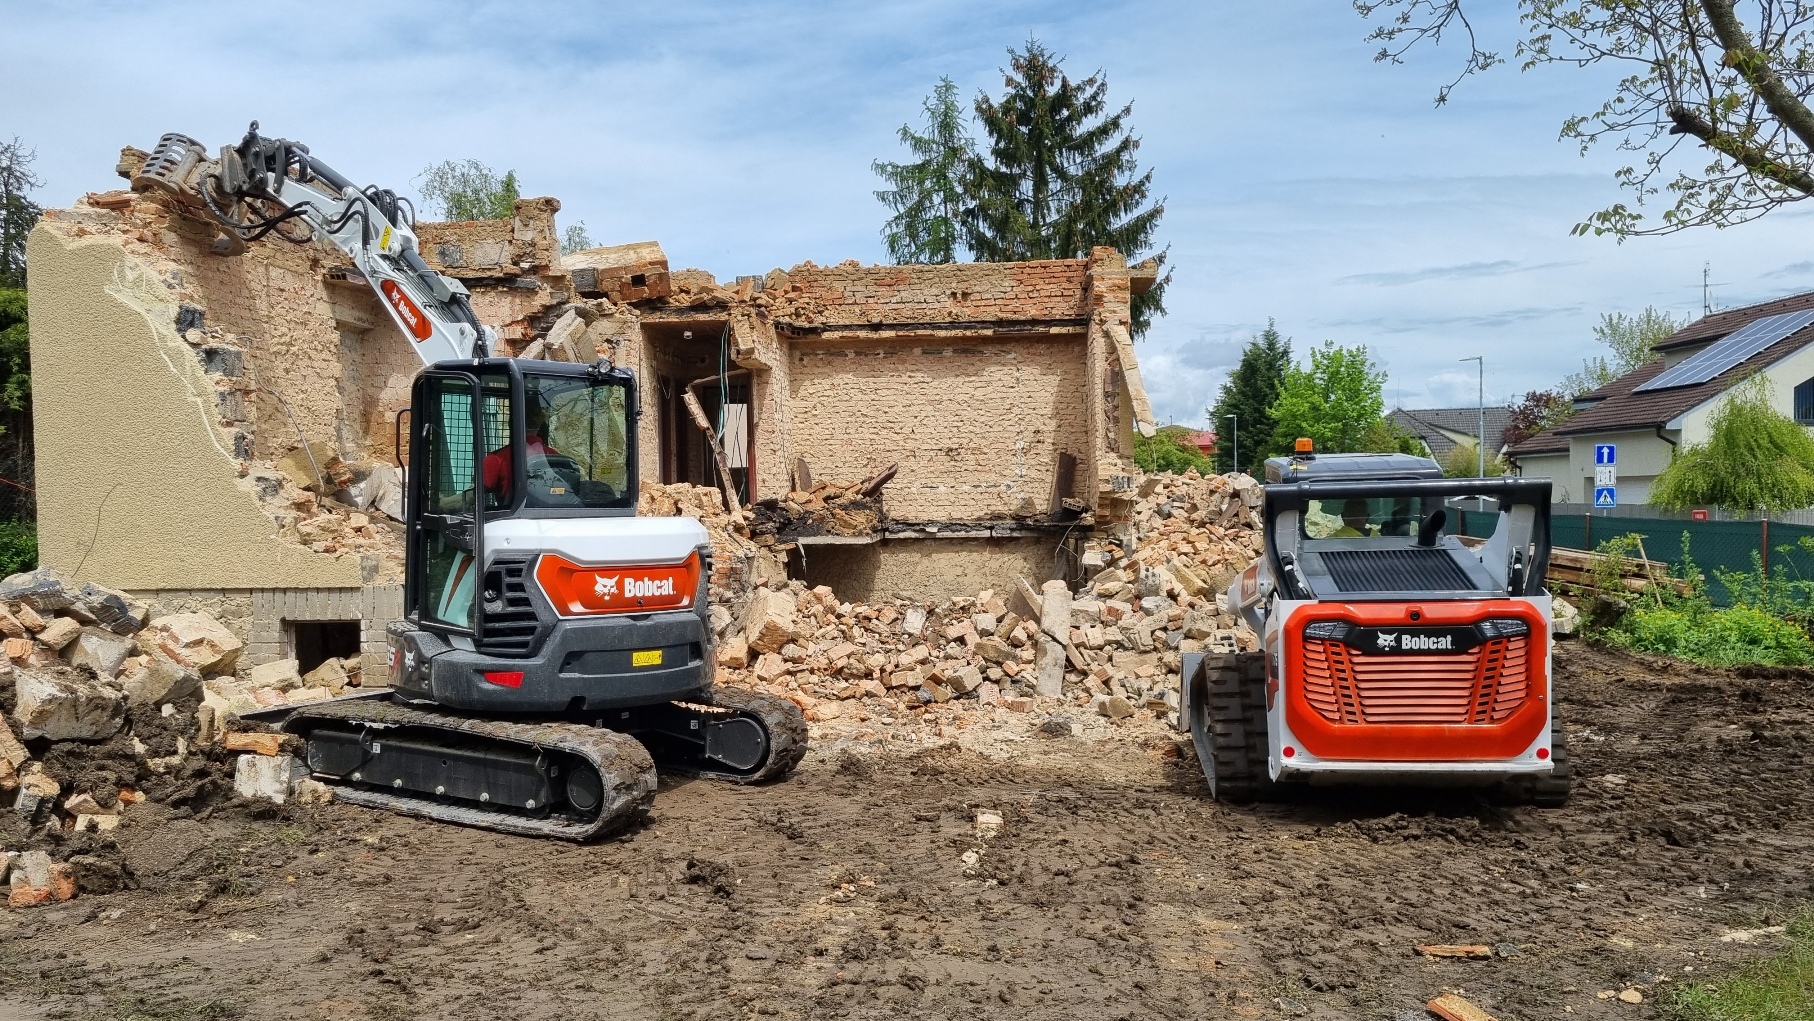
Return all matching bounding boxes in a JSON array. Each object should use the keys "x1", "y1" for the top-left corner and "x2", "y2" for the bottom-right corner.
[
  {"x1": 1263, "y1": 478, "x2": 1553, "y2": 601},
  {"x1": 1263, "y1": 451, "x2": 1442, "y2": 484}
]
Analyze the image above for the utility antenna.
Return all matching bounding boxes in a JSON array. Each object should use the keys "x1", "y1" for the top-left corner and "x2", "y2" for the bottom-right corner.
[{"x1": 1703, "y1": 262, "x2": 1713, "y2": 316}]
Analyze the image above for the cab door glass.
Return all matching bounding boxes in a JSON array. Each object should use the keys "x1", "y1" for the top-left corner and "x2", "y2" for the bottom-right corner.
[{"x1": 418, "y1": 375, "x2": 484, "y2": 630}]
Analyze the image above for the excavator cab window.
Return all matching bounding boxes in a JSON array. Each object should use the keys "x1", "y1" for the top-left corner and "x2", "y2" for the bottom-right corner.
[{"x1": 519, "y1": 371, "x2": 633, "y2": 510}]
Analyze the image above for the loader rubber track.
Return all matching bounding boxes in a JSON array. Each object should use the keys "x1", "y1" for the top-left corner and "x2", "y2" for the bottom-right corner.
[
  {"x1": 284, "y1": 700, "x2": 658, "y2": 842},
  {"x1": 1190, "y1": 651, "x2": 1276, "y2": 803},
  {"x1": 653, "y1": 685, "x2": 808, "y2": 784}
]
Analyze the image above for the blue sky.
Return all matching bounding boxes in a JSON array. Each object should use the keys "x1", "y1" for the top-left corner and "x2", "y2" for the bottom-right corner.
[{"x1": 11, "y1": 1, "x2": 1814, "y2": 426}]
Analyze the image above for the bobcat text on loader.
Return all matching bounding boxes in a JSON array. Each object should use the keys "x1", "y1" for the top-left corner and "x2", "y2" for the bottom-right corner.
[
  {"x1": 1179, "y1": 441, "x2": 1571, "y2": 806},
  {"x1": 135, "y1": 123, "x2": 805, "y2": 839}
]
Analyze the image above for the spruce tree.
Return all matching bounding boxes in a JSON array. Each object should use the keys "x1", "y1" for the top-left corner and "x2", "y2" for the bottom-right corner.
[
  {"x1": 873, "y1": 77, "x2": 974, "y2": 264},
  {"x1": 1208, "y1": 321, "x2": 1291, "y2": 474},
  {"x1": 966, "y1": 41, "x2": 1170, "y2": 335},
  {"x1": 0, "y1": 138, "x2": 43, "y2": 290}
]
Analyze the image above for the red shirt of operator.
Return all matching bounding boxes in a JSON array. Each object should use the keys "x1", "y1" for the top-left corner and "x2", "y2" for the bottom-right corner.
[{"x1": 483, "y1": 407, "x2": 559, "y2": 495}]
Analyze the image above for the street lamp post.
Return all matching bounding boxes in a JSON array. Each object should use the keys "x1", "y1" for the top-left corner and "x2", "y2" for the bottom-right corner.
[
  {"x1": 1460, "y1": 355, "x2": 1484, "y2": 477},
  {"x1": 1230, "y1": 413, "x2": 1238, "y2": 476}
]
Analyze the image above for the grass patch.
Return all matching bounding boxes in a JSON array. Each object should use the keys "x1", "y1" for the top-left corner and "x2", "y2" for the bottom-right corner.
[{"x1": 1669, "y1": 913, "x2": 1814, "y2": 1021}]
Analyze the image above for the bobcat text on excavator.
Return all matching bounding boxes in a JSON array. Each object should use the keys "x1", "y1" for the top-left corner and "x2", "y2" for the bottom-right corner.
[{"x1": 134, "y1": 123, "x2": 806, "y2": 839}]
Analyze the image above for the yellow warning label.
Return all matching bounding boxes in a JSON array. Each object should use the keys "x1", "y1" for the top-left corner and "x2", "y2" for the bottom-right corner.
[
  {"x1": 631, "y1": 649, "x2": 663, "y2": 668},
  {"x1": 379, "y1": 225, "x2": 393, "y2": 251}
]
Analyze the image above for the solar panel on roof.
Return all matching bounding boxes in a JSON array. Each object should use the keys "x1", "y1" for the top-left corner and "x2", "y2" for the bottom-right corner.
[{"x1": 1635, "y1": 309, "x2": 1814, "y2": 392}]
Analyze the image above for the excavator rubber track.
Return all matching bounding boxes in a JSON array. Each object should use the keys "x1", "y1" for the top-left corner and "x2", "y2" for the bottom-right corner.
[
  {"x1": 631, "y1": 685, "x2": 809, "y2": 784},
  {"x1": 283, "y1": 700, "x2": 658, "y2": 842}
]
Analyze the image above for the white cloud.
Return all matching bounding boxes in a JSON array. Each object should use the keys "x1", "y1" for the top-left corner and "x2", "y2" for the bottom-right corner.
[{"x1": 7, "y1": 0, "x2": 1810, "y2": 427}]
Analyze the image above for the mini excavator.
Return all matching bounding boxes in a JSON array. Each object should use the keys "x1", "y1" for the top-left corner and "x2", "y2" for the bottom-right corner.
[{"x1": 135, "y1": 123, "x2": 806, "y2": 839}]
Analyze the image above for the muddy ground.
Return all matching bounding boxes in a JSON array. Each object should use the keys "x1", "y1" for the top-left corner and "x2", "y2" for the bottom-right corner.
[{"x1": 2, "y1": 642, "x2": 1811, "y2": 1021}]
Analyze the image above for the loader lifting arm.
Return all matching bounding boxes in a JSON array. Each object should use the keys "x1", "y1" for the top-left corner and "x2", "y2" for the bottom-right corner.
[{"x1": 134, "y1": 122, "x2": 493, "y2": 366}]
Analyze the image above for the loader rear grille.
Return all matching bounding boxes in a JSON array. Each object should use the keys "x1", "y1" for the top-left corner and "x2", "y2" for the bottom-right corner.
[
  {"x1": 478, "y1": 557, "x2": 546, "y2": 658},
  {"x1": 1300, "y1": 635, "x2": 1531, "y2": 725},
  {"x1": 1320, "y1": 548, "x2": 1477, "y2": 593}
]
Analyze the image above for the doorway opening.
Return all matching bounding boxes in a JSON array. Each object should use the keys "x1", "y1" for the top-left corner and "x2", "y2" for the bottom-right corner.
[{"x1": 647, "y1": 321, "x2": 754, "y2": 504}]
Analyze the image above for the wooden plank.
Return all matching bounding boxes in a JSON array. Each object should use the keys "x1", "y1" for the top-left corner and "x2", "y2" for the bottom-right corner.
[
  {"x1": 1427, "y1": 993, "x2": 1499, "y2": 1021},
  {"x1": 682, "y1": 389, "x2": 744, "y2": 523},
  {"x1": 794, "y1": 457, "x2": 812, "y2": 491}
]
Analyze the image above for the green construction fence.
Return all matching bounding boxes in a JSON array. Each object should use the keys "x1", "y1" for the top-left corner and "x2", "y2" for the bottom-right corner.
[{"x1": 1449, "y1": 506, "x2": 1814, "y2": 606}]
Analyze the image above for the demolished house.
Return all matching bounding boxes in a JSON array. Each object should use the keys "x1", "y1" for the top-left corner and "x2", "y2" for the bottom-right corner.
[{"x1": 26, "y1": 139, "x2": 1162, "y2": 678}]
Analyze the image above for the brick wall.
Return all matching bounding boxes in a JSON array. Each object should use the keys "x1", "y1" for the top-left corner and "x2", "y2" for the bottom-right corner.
[
  {"x1": 802, "y1": 537, "x2": 1061, "y2": 603},
  {"x1": 779, "y1": 260, "x2": 1089, "y2": 326},
  {"x1": 785, "y1": 336, "x2": 1089, "y2": 521}
]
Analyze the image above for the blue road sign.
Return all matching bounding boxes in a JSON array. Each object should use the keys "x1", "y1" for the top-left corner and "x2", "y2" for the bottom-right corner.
[
  {"x1": 1595, "y1": 443, "x2": 1617, "y2": 466},
  {"x1": 1594, "y1": 486, "x2": 1617, "y2": 508}
]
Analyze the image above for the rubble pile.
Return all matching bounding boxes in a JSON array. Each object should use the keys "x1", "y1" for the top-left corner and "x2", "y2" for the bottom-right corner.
[
  {"x1": 712, "y1": 469, "x2": 1264, "y2": 726},
  {"x1": 637, "y1": 482, "x2": 784, "y2": 624},
  {"x1": 242, "y1": 438, "x2": 406, "y2": 584},
  {"x1": 0, "y1": 568, "x2": 333, "y2": 910},
  {"x1": 746, "y1": 464, "x2": 894, "y2": 546}
]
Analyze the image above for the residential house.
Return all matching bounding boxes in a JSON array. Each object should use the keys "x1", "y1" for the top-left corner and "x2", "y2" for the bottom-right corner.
[
  {"x1": 1386, "y1": 406, "x2": 1516, "y2": 461},
  {"x1": 1508, "y1": 290, "x2": 1814, "y2": 503}
]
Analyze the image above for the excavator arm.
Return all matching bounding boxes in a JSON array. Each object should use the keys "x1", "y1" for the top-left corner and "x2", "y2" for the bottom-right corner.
[{"x1": 133, "y1": 122, "x2": 493, "y2": 365}]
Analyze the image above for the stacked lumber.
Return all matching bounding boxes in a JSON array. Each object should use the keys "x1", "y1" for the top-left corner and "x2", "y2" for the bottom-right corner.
[{"x1": 1547, "y1": 546, "x2": 1690, "y2": 597}]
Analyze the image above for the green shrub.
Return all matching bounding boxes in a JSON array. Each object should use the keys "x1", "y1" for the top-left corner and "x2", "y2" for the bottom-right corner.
[
  {"x1": 0, "y1": 517, "x2": 35, "y2": 576},
  {"x1": 1602, "y1": 604, "x2": 1814, "y2": 667}
]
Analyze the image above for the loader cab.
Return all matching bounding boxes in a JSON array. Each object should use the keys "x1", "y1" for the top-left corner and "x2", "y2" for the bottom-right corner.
[{"x1": 405, "y1": 358, "x2": 640, "y2": 642}]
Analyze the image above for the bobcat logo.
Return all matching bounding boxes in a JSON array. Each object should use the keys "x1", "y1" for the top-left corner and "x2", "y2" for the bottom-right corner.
[
  {"x1": 1375, "y1": 631, "x2": 1399, "y2": 651},
  {"x1": 593, "y1": 575, "x2": 619, "y2": 599}
]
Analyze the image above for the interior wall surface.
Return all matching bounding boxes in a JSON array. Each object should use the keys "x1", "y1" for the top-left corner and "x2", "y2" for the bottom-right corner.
[
  {"x1": 785, "y1": 336, "x2": 1089, "y2": 521},
  {"x1": 800, "y1": 537, "x2": 1062, "y2": 604}
]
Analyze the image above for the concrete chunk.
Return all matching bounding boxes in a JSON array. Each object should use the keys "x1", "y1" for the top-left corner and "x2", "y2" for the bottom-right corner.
[
  {"x1": 65, "y1": 627, "x2": 135, "y2": 679},
  {"x1": 233, "y1": 752, "x2": 295, "y2": 804},
  {"x1": 0, "y1": 569, "x2": 75, "y2": 613},
  {"x1": 248, "y1": 658, "x2": 304, "y2": 691},
  {"x1": 14, "y1": 767, "x2": 58, "y2": 822},
  {"x1": 1034, "y1": 639, "x2": 1066, "y2": 699},
  {"x1": 1038, "y1": 580, "x2": 1072, "y2": 643},
  {"x1": 70, "y1": 582, "x2": 149, "y2": 635},
  {"x1": 743, "y1": 588, "x2": 799, "y2": 654},
  {"x1": 146, "y1": 613, "x2": 244, "y2": 675},
  {"x1": 35, "y1": 617, "x2": 82, "y2": 650},
  {"x1": 122, "y1": 656, "x2": 202, "y2": 706},
  {"x1": 13, "y1": 669, "x2": 125, "y2": 741}
]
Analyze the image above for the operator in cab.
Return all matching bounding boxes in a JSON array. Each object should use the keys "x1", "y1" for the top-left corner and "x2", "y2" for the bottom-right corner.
[
  {"x1": 1331, "y1": 498, "x2": 1374, "y2": 538},
  {"x1": 483, "y1": 402, "x2": 560, "y2": 500}
]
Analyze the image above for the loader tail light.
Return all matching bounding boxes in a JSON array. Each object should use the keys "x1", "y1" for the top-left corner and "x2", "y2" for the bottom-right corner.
[
  {"x1": 1282, "y1": 746, "x2": 1296, "y2": 758},
  {"x1": 1537, "y1": 746, "x2": 1550, "y2": 760},
  {"x1": 483, "y1": 671, "x2": 524, "y2": 688}
]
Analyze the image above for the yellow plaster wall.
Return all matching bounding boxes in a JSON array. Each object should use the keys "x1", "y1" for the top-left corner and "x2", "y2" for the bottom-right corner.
[{"x1": 28, "y1": 223, "x2": 361, "y2": 590}]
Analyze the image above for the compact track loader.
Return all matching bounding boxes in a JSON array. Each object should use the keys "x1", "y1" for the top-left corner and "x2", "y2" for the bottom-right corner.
[
  {"x1": 1180, "y1": 444, "x2": 1570, "y2": 805},
  {"x1": 138, "y1": 124, "x2": 805, "y2": 839}
]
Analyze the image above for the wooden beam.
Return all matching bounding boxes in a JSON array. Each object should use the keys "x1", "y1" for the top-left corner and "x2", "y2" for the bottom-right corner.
[{"x1": 681, "y1": 390, "x2": 744, "y2": 523}]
